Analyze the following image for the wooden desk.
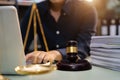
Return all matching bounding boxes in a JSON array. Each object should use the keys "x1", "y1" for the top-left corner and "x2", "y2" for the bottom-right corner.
[{"x1": 4, "y1": 66, "x2": 120, "y2": 80}]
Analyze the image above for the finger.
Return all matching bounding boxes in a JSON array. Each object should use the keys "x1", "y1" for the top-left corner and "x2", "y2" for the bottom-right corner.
[
  {"x1": 33, "y1": 52, "x2": 41, "y2": 64},
  {"x1": 43, "y1": 55, "x2": 49, "y2": 63},
  {"x1": 43, "y1": 54, "x2": 54, "y2": 64},
  {"x1": 26, "y1": 53, "x2": 34, "y2": 61},
  {"x1": 37, "y1": 52, "x2": 46, "y2": 63},
  {"x1": 26, "y1": 52, "x2": 37, "y2": 60}
]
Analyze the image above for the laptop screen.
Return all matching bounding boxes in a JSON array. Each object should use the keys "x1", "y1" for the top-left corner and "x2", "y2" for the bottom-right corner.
[{"x1": 0, "y1": 6, "x2": 26, "y2": 74}]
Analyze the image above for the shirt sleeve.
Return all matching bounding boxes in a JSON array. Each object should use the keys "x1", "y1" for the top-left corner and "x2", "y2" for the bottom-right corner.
[{"x1": 77, "y1": 4, "x2": 98, "y2": 59}]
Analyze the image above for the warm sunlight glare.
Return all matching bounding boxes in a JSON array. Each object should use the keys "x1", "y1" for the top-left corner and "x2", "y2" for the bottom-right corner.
[{"x1": 85, "y1": 0, "x2": 93, "y2": 2}]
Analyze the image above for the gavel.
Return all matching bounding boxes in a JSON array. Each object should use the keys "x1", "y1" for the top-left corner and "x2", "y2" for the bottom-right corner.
[{"x1": 57, "y1": 40, "x2": 92, "y2": 71}]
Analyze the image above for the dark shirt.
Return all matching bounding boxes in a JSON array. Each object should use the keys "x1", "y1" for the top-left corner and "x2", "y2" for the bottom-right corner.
[{"x1": 20, "y1": 0, "x2": 97, "y2": 60}]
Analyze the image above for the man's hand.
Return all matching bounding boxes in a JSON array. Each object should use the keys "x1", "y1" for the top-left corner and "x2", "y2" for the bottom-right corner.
[{"x1": 26, "y1": 50, "x2": 62, "y2": 64}]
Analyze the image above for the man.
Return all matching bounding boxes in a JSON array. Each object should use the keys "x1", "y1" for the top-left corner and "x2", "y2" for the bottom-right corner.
[{"x1": 21, "y1": 0, "x2": 97, "y2": 64}]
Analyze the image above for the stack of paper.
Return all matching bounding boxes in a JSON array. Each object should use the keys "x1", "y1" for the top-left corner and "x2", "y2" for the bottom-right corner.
[{"x1": 90, "y1": 36, "x2": 120, "y2": 71}]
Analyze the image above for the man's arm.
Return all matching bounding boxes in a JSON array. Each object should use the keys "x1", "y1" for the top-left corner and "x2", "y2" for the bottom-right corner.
[{"x1": 58, "y1": 2, "x2": 98, "y2": 60}]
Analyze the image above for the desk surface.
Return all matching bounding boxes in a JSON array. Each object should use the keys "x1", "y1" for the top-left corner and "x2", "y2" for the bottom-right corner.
[{"x1": 4, "y1": 66, "x2": 120, "y2": 80}]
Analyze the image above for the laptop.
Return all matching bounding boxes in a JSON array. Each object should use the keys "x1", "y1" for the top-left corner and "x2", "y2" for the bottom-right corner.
[{"x1": 0, "y1": 6, "x2": 26, "y2": 74}]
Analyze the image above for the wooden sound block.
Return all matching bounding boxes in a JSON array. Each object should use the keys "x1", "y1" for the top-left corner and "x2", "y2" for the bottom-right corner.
[{"x1": 57, "y1": 60, "x2": 92, "y2": 71}]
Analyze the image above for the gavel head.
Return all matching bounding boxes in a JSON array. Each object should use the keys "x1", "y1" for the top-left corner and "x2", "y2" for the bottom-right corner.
[{"x1": 66, "y1": 40, "x2": 78, "y2": 63}]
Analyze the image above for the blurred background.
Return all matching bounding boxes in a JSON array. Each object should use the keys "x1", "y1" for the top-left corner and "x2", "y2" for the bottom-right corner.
[{"x1": 0, "y1": 0, "x2": 120, "y2": 36}]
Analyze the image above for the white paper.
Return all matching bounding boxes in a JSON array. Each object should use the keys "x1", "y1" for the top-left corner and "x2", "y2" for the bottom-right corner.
[
  {"x1": 91, "y1": 58, "x2": 120, "y2": 71},
  {"x1": 91, "y1": 36, "x2": 120, "y2": 45},
  {"x1": 90, "y1": 51, "x2": 120, "y2": 59}
]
